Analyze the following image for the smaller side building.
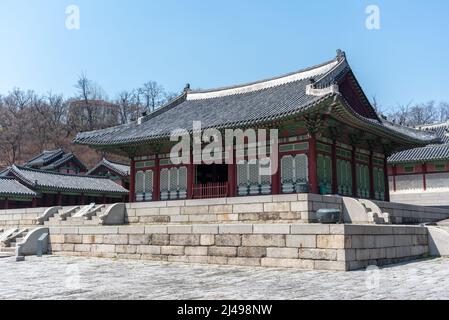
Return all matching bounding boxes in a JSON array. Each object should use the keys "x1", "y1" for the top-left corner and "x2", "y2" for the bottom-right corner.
[
  {"x1": 87, "y1": 158, "x2": 130, "y2": 190},
  {"x1": 25, "y1": 149, "x2": 87, "y2": 174},
  {"x1": 0, "y1": 177, "x2": 37, "y2": 209},
  {"x1": 388, "y1": 121, "x2": 449, "y2": 208},
  {"x1": 1, "y1": 165, "x2": 128, "y2": 208}
]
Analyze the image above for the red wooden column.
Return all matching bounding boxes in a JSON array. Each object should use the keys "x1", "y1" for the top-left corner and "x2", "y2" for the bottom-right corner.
[
  {"x1": 422, "y1": 163, "x2": 427, "y2": 191},
  {"x1": 392, "y1": 165, "x2": 397, "y2": 192},
  {"x1": 331, "y1": 140, "x2": 338, "y2": 194},
  {"x1": 368, "y1": 151, "x2": 375, "y2": 199},
  {"x1": 308, "y1": 134, "x2": 319, "y2": 194},
  {"x1": 32, "y1": 198, "x2": 37, "y2": 208},
  {"x1": 271, "y1": 142, "x2": 280, "y2": 195},
  {"x1": 80, "y1": 193, "x2": 85, "y2": 205},
  {"x1": 4, "y1": 198, "x2": 8, "y2": 210},
  {"x1": 187, "y1": 151, "x2": 195, "y2": 199},
  {"x1": 152, "y1": 157, "x2": 160, "y2": 201},
  {"x1": 351, "y1": 146, "x2": 357, "y2": 197},
  {"x1": 383, "y1": 157, "x2": 390, "y2": 202},
  {"x1": 57, "y1": 192, "x2": 62, "y2": 206},
  {"x1": 102, "y1": 194, "x2": 107, "y2": 205},
  {"x1": 129, "y1": 158, "x2": 136, "y2": 203},
  {"x1": 227, "y1": 147, "x2": 236, "y2": 197}
]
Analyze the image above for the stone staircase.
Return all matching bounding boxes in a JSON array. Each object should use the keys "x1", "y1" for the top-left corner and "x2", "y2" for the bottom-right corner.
[
  {"x1": 44, "y1": 204, "x2": 107, "y2": 226},
  {"x1": 341, "y1": 197, "x2": 391, "y2": 224},
  {"x1": 358, "y1": 199, "x2": 390, "y2": 224},
  {"x1": 0, "y1": 228, "x2": 29, "y2": 257}
]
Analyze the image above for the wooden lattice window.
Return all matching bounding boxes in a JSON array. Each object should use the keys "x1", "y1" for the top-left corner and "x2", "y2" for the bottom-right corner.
[
  {"x1": 236, "y1": 159, "x2": 272, "y2": 196},
  {"x1": 373, "y1": 167, "x2": 385, "y2": 201},
  {"x1": 135, "y1": 170, "x2": 153, "y2": 202},
  {"x1": 356, "y1": 164, "x2": 370, "y2": 198},
  {"x1": 317, "y1": 154, "x2": 332, "y2": 194},
  {"x1": 281, "y1": 154, "x2": 308, "y2": 194},
  {"x1": 337, "y1": 159, "x2": 352, "y2": 196}
]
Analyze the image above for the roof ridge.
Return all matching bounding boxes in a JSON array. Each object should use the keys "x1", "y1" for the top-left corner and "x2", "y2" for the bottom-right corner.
[
  {"x1": 103, "y1": 158, "x2": 129, "y2": 166},
  {"x1": 14, "y1": 165, "x2": 110, "y2": 180},
  {"x1": 190, "y1": 58, "x2": 338, "y2": 95},
  {"x1": 138, "y1": 92, "x2": 187, "y2": 124}
]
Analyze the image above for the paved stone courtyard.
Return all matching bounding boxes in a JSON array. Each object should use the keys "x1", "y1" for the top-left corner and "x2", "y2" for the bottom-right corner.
[{"x1": 1, "y1": 255, "x2": 449, "y2": 299}]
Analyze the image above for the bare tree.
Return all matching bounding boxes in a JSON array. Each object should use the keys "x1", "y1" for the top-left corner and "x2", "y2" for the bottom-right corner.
[
  {"x1": 371, "y1": 95, "x2": 383, "y2": 115},
  {"x1": 138, "y1": 81, "x2": 165, "y2": 112},
  {"x1": 116, "y1": 90, "x2": 141, "y2": 124},
  {"x1": 438, "y1": 101, "x2": 449, "y2": 122}
]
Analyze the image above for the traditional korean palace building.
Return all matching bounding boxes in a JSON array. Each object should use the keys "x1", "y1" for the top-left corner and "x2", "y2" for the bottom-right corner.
[
  {"x1": 74, "y1": 50, "x2": 438, "y2": 203},
  {"x1": 388, "y1": 121, "x2": 449, "y2": 208},
  {"x1": 0, "y1": 177, "x2": 37, "y2": 209},
  {"x1": 87, "y1": 158, "x2": 130, "y2": 189},
  {"x1": 25, "y1": 148, "x2": 87, "y2": 174},
  {"x1": 0, "y1": 165, "x2": 128, "y2": 209}
]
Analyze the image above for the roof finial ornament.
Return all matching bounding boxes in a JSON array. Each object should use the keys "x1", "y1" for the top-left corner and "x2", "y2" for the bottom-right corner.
[
  {"x1": 336, "y1": 49, "x2": 346, "y2": 60},
  {"x1": 184, "y1": 83, "x2": 191, "y2": 92}
]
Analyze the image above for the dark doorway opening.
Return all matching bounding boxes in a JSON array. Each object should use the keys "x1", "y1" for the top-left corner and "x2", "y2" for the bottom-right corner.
[{"x1": 196, "y1": 164, "x2": 228, "y2": 184}]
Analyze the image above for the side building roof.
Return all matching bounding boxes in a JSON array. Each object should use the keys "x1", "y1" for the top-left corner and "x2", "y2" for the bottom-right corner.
[
  {"x1": 87, "y1": 158, "x2": 130, "y2": 177},
  {"x1": 25, "y1": 149, "x2": 65, "y2": 168},
  {"x1": 41, "y1": 153, "x2": 87, "y2": 172},
  {"x1": 0, "y1": 177, "x2": 38, "y2": 199},
  {"x1": 389, "y1": 120, "x2": 449, "y2": 164},
  {"x1": 2, "y1": 165, "x2": 128, "y2": 195}
]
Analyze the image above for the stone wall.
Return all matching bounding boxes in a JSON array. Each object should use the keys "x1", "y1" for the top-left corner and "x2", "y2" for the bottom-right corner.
[
  {"x1": 0, "y1": 207, "x2": 42, "y2": 229},
  {"x1": 2, "y1": 194, "x2": 448, "y2": 229},
  {"x1": 124, "y1": 194, "x2": 342, "y2": 225},
  {"x1": 374, "y1": 199, "x2": 449, "y2": 223},
  {"x1": 390, "y1": 192, "x2": 449, "y2": 210},
  {"x1": 341, "y1": 225, "x2": 428, "y2": 270},
  {"x1": 48, "y1": 223, "x2": 429, "y2": 271}
]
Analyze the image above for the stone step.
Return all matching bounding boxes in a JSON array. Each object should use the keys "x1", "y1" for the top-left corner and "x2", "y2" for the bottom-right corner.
[
  {"x1": 0, "y1": 252, "x2": 14, "y2": 258},
  {"x1": 0, "y1": 247, "x2": 16, "y2": 254},
  {"x1": 45, "y1": 217, "x2": 101, "y2": 226}
]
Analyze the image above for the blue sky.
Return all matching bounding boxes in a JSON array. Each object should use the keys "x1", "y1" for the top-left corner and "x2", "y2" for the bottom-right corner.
[{"x1": 0, "y1": 0, "x2": 448, "y2": 111}]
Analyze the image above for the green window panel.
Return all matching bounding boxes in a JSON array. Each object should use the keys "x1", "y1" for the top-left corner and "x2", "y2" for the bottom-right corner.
[
  {"x1": 373, "y1": 168, "x2": 385, "y2": 201},
  {"x1": 337, "y1": 159, "x2": 352, "y2": 196},
  {"x1": 356, "y1": 153, "x2": 369, "y2": 163},
  {"x1": 356, "y1": 164, "x2": 370, "y2": 198},
  {"x1": 336, "y1": 148, "x2": 352, "y2": 159},
  {"x1": 373, "y1": 158, "x2": 384, "y2": 166},
  {"x1": 317, "y1": 154, "x2": 332, "y2": 195},
  {"x1": 159, "y1": 159, "x2": 172, "y2": 166},
  {"x1": 280, "y1": 142, "x2": 308, "y2": 153},
  {"x1": 317, "y1": 142, "x2": 332, "y2": 153}
]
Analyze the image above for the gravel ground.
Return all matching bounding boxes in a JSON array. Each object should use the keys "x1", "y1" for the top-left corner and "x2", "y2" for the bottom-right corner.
[{"x1": 1, "y1": 255, "x2": 449, "y2": 300}]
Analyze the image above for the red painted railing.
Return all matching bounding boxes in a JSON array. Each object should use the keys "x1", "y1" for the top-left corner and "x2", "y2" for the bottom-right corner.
[{"x1": 193, "y1": 182, "x2": 228, "y2": 199}]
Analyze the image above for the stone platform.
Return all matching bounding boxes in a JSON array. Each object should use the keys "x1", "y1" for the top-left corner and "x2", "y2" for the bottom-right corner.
[
  {"x1": 48, "y1": 223, "x2": 428, "y2": 271},
  {"x1": 1, "y1": 194, "x2": 448, "y2": 271}
]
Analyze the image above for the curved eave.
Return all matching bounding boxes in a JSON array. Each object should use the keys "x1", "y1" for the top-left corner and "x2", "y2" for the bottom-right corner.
[
  {"x1": 34, "y1": 185, "x2": 128, "y2": 195},
  {"x1": 87, "y1": 161, "x2": 129, "y2": 177},
  {"x1": 333, "y1": 96, "x2": 439, "y2": 148},
  {"x1": 0, "y1": 193, "x2": 37, "y2": 200}
]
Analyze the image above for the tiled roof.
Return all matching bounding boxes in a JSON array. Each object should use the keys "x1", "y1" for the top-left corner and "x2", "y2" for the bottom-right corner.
[
  {"x1": 87, "y1": 158, "x2": 130, "y2": 177},
  {"x1": 389, "y1": 121, "x2": 449, "y2": 163},
  {"x1": 25, "y1": 149, "x2": 65, "y2": 168},
  {"x1": 3, "y1": 165, "x2": 128, "y2": 195},
  {"x1": 0, "y1": 177, "x2": 37, "y2": 198},
  {"x1": 41, "y1": 153, "x2": 87, "y2": 171},
  {"x1": 417, "y1": 121, "x2": 449, "y2": 144},
  {"x1": 74, "y1": 50, "x2": 438, "y2": 149},
  {"x1": 388, "y1": 144, "x2": 449, "y2": 163}
]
